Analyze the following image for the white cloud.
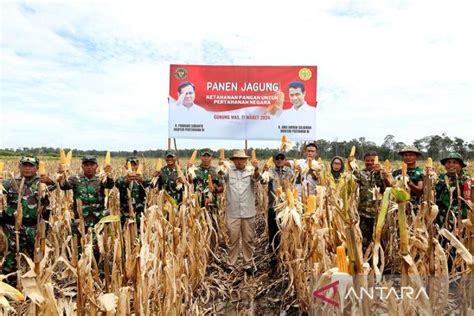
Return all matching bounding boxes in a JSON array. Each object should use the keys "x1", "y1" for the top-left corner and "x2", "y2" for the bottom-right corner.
[{"x1": 1, "y1": 0, "x2": 472, "y2": 151}]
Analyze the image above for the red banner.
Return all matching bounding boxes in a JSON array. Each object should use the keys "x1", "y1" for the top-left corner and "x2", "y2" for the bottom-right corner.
[{"x1": 168, "y1": 65, "x2": 317, "y2": 140}]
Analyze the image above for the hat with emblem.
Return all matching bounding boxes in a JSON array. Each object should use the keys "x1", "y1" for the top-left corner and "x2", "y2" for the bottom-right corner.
[{"x1": 440, "y1": 152, "x2": 466, "y2": 168}]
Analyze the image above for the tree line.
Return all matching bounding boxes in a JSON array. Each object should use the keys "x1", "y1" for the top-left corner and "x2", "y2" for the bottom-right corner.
[{"x1": 1, "y1": 134, "x2": 472, "y2": 161}]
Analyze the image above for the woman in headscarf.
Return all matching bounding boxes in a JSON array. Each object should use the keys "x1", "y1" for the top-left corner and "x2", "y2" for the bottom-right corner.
[{"x1": 328, "y1": 156, "x2": 344, "y2": 189}]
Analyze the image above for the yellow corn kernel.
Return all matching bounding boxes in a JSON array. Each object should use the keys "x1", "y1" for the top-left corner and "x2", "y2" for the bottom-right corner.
[
  {"x1": 336, "y1": 246, "x2": 349, "y2": 273},
  {"x1": 219, "y1": 148, "x2": 225, "y2": 160},
  {"x1": 189, "y1": 150, "x2": 197, "y2": 164},
  {"x1": 39, "y1": 161, "x2": 46, "y2": 176},
  {"x1": 286, "y1": 189, "x2": 295, "y2": 208},
  {"x1": 383, "y1": 160, "x2": 391, "y2": 173},
  {"x1": 426, "y1": 157, "x2": 433, "y2": 168},
  {"x1": 306, "y1": 195, "x2": 316, "y2": 214},
  {"x1": 155, "y1": 158, "x2": 162, "y2": 171},
  {"x1": 105, "y1": 151, "x2": 111, "y2": 166},
  {"x1": 59, "y1": 148, "x2": 66, "y2": 164}
]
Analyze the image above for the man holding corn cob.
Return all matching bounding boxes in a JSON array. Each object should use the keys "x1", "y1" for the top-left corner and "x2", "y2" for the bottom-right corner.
[
  {"x1": 219, "y1": 149, "x2": 260, "y2": 273},
  {"x1": 156, "y1": 150, "x2": 186, "y2": 204},
  {"x1": 354, "y1": 151, "x2": 385, "y2": 251},
  {"x1": 0, "y1": 156, "x2": 55, "y2": 277},
  {"x1": 289, "y1": 143, "x2": 319, "y2": 197},
  {"x1": 435, "y1": 152, "x2": 471, "y2": 229},
  {"x1": 388, "y1": 146, "x2": 424, "y2": 207},
  {"x1": 188, "y1": 149, "x2": 224, "y2": 248},
  {"x1": 115, "y1": 157, "x2": 152, "y2": 225},
  {"x1": 58, "y1": 155, "x2": 114, "y2": 230},
  {"x1": 264, "y1": 152, "x2": 294, "y2": 273}
]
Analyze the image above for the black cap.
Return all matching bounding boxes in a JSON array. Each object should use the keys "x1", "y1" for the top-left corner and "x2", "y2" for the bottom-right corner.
[
  {"x1": 165, "y1": 150, "x2": 177, "y2": 157},
  {"x1": 20, "y1": 156, "x2": 39, "y2": 166},
  {"x1": 273, "y1": 152, "x2": 286, "y2": 160},
  {"x1": 200, "y1": 149, "x2": 212, "y2": 157},
  {"x1": 81, "y1": 155, "x2": 97, "y2": 163}
]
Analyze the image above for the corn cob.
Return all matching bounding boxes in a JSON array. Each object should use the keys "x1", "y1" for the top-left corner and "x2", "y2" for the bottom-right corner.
[
  {"x1": 307, "y1": 158, "x2": 312, "y2": 170},
  {"x1": 66, "y1": 150, "x2": 73, "y2": 164},
  {"x1": 336, "y1": 246, "x2": 349, "y2": 273},
  {"x1": 374, "y1": 155, "x2": 379, "y2": 165},
  {"x1": 265, "y1": 157, "x2": 273, "y2": 168},
  {"x1": 59, "y1": 148, "x2": 67, "y2": 164},
  {"x1": 349, "y1": 146, "x2": 356, "y2": 157},
  {"x1": 189, "y1": 150, "x2": 197, "y2": 164},
  {"x1": 155, "y1": 158, "x2": 162, "y2": 171},
  {"x1": 276, "y1": 187, "x2": 283, "y2": 197},
  {"x1": 251, "y1": 149, "x2": 257, "y2": 161},
  {"x1": 293, "y1": 188, "x2": 298, "y2": 201},
  {"x1": 39, "y1": 161, "x2": 46, "y2": 176},
  {"x1": 207, "y1": 175, "x2": 214, "y2": 192},
  {"x1": 281, "y1": 135, "x2": 287, "y2": 144},
  {"x1": 306, "y1": 195, "x2": 316, "y2": 214},
  {"x1": 105, "y1": 151, "x2": 111, "y2": 166},
  {"x1": 127, "y1": 161, "x2": 132, "y2": 172},
  {"x1": 426, "y1": 157, "x2": 433, "y2": 168},
  {"x1": 136, "y1": 164, "x2": 143, "y2": 175},
  {"x1": 0, "y1": 161, "x2": 4, "y2": 174},
  {"x1": 286, "y1": 189, "x2": 295, "y2": 208},
  {"x1": 219, "y1": 148, "x2": 225, "y2": 160},
  {"x1": 383, "y1": 160, "x2": 391, "y2": 173},
  {"x1": 402, "y1": 162, "x2": 407, "y2": 177},
  {"x1": 0, "y1": 280, "x2": 25, "y2": 301},
  {"x1": 294, "y1": 159, "x2": 299, "y2": 170}
]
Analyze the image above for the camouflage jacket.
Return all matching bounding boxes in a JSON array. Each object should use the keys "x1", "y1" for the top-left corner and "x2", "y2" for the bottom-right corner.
[
  {"x1": 393, "y1": 166, "x2": 424, "y2": 205},
  {"x1": 192, "y1": 165, "x2": 223, "y2": 207},
  {"x1": 158, "y1": 166, "x2": 184, "y2": 203},
  {"x1": 267, "y1": 166, "x2": 295, "y2": 208},
  {"x1": 354, "y1": 169, "x2": 385, "y2": 219},
  {"x1": 1, "y1": 176, "x2": 56, "y2": 224},
  {"x1": 60, "y1": 175, "x2": 114, "y2": 218},
  {"x1": 435, "y1": 172, "x2": 471, "y2": 227},
  {"x1": 115, "y1": 176, "x2": 152, "y2": 214}
]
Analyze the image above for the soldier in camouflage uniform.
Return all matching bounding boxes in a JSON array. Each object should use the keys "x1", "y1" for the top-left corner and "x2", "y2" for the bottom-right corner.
[
  {"x1": 188, "y1": 149, "x2": 224, "y2": 248},
  {"x1": 115, "y1": 157, "x2": 152, "y2": 225},
  {"x1": 264, "y1": 152, "x2": 294, "y2": 273},
  {"x1": 0, "y1": 156, "x2": 56, "y2": 276},
  {"x1": 354, "y1": 151, "x2": 385, "y2": 251},
  {"x1": 58, "y1": 155, "x2": 114, "y2": 230},
  {"x1": 389, "y1": 146, "x2": 424, "y2": 207},
  {"x1": 156, "y1": 150, "x2": 185, "y2": 204},
  {"x1": 435, "y1": 152, "x2": 471, "y2": 229}
]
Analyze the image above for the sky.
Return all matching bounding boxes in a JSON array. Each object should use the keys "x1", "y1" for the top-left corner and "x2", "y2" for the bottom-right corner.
[{"x1": 1, "y1": 0, "x2": 473, "y2": 151}]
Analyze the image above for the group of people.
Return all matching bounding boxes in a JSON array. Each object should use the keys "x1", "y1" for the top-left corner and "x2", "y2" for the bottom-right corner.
[{"x1": 0, "y1": 144, "x2": 472, "y2": 280}]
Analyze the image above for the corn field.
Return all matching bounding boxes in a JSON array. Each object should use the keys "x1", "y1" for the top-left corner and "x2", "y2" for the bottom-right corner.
[{"x1": 0, "y1": 156, "x2": 473, "y2": 315}]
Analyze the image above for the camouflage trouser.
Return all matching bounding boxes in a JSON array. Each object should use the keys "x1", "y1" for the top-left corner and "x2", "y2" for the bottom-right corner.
[
  {"x1": 0, "y1": 223, "x2": 36, "y2": 275},
  {"x1": 359, "y1": 216, "x2": 375, "y2": 252}
]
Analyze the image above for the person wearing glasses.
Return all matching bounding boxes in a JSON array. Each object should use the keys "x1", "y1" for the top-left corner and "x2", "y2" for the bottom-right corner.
[
  {"x1": 263, "y1": 151, "x2": 294, "y2": 275},
  {"x1": 0, "y1": 156, "x2": 56, "y2": 279}
]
